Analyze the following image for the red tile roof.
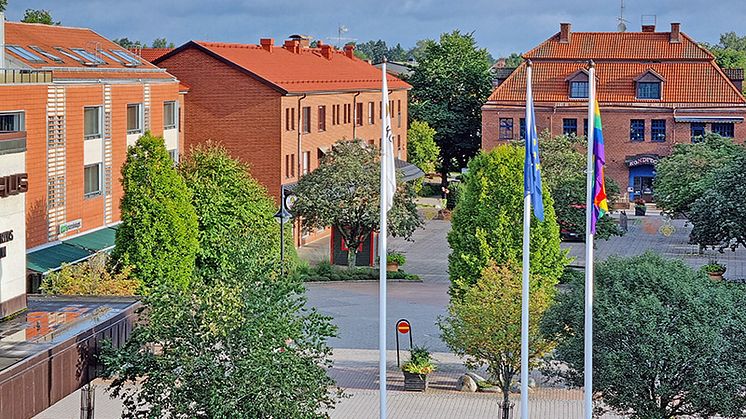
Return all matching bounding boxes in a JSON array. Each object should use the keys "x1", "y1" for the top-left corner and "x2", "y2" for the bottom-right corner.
[
  {"x1": 135, "y1": 48, "x2": 173, "y2": 63},
  {"x1": 156, "y1": 41, "x2": 410, "y2": 94},
  {"x1": 488, "y1": 28, "x2": 745, "y2": 105},
  {"x1": 4, "y1": 22, "x2": 175, "y2": 81}
]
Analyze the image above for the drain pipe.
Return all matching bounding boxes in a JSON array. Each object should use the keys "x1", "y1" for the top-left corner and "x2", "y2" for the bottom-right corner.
[
  {"x1": 352, "y1": 91, "x2": 361, "y2": 139},
  {"x1": 295, "y1": 93, "x2": 307, "y2": 247}
]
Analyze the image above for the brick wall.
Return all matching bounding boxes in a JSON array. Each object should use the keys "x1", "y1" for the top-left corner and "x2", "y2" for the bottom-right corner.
[{"x1": 483, "y1": 105, "x2": 746, "y2": 201}]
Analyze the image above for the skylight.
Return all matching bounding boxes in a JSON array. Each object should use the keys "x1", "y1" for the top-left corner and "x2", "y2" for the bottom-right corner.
[
  {"x1": 29, "y1": 46, "x2": 64, "y2": 63},
  {"x1": 6, "y1": 45, "x2": 45, "y2": 63},
  {"x1": 97, "y1": 49, "x2": 123, "y2": 64},
  {"x1": 54, "y1": 47, "x2": 85, "y2": 63},
  {"x1": 71, "y1": 48, "x2": 106, "y2": 65},
  {"x1": 109, "y1": 49, "x2": 141, "y2": 66}
]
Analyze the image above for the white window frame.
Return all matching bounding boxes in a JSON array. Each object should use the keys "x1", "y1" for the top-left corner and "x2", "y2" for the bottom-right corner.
[
  {"x1": 84, "y1": 106, "x2": 103, "y2": 140},
  {"x1": 0, "y1": 112, "x2": 25, "y2": 132},
  {"x1": 84, "y1": 163, "x2": 102, "y2": 198},
  {"x1": 127, "y1": 103, "x2": 143, "y2": 135},
  {"x1": 164, "y1": 101, "x2": 177, "y2": 130}
]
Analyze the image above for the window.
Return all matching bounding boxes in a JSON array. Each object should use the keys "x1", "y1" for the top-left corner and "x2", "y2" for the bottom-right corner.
[
  {"x1": 344, "y1": 104, "x2": 351, "y2": 124},
  {"x1": 109, "y1": 49, "x2": 140, "y2": 66},
  {"x1": 562, "y1": 118, "x2": 577, "y2": 135},
  {"x1": 71, "y1": 48, "x2": 106, "y2": 64},
  {"x1": 637, "y1": 82, "x2": 661, "y2": 99},
  {"x1": 331, "y1": 105, "x2": 337, "y2": 126},
  {"x1": 291, "y1": 154, "x2": 295, "y2": 177},
  {"x1": 379, "y1": 101, "x2": 383, "y2": 119},
  {"x1": 164, "y1": 102, "x2": 177, "y2": 130},
  {"x1": 519, "y1": 118, "x2": 526, "y2": 140},
  {"x1": 97, "y1": 49, "x2": 123, "y2": 64},
  {"x1": 84, "y1": 164, "x2": 101, "y2": 197},
  {"x1": 570, "y1": 81, "x2": 588, "y2": 98},
  {"x1": 302, "y1": 151, "x2": 310, "y2": 175},
  {"x1": 318, "y1": 105, "x2": 326, "y2": 131},
  {"x1": 397, "y1": 100, "x2": 402, "y2": 127},
  {"x1": 169, "y1": 149, "x2": 178, "y2": 165},
  {"x1": 583, "y1": 118, "x2": 588, "y2": 137},
  {"x1": 691, "y1": 122, "x2": 706, "y2": 141},
  {"x1": 127, "y1": 104, "x2": 142, "y2": 134},
  {"x1": 712, "y1": 122, "x2": 734, "y2": 138},
  {"x1": 302, "y1": 106, "x2": 311, "y2": 134},
  {"x1": 651, "y1": 119, "x2": 666, "y2": 142},
  {"x1": 499, "y1": 118, "x2": 513, "y2": 140},
  {"x1": 285, "y1": 154, "x2": 296, "y2": 178},
  {"x1": 285, "y1": 108, "x2": 292, "y2": 131},
  {"x1": 6, "y1": 45, "x2": 44, "y2": 62},
  {"x1": 29, "y1": 46, "x2": 63, "y2": 63},
  {"x1": 84, "y1": 107, "x2": 102, "y2": 140},
  {"x1": 54, "y1": 47, "x2": 85, "y2": 64},
  {"x1": 356, "y1": 102, "x2": 363, "y2": 126},
  {"x1": 368, "y1": 102, "x2": 375, "y2": 125},
  {"x1": 0, "y1": 112, "x2": 24, "y2": 132},
  {"x1": 630, "y1": 119, "x2": 645, "y2": 142},
  {"x1": 397, "y1": 135, "x2": 402, "y2": 158}
]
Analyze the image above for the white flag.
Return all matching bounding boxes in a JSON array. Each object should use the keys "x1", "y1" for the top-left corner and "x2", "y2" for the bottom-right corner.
[{"x1": 381, "y1": 62, "x2": 397, "y2": 212}]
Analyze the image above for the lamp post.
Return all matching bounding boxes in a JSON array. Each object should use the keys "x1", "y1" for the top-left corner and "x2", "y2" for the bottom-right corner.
[{"x1": 274, "y1": 187, "x2": 293, "y2": 277}]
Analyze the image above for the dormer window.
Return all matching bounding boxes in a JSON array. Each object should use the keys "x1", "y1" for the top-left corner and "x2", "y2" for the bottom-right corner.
[
  {"x1": 635, "y1": 69, "x2": 664, "y2": 100},
  {"x1": 565, "y1": 69, "x2": 589, "y2": 99}
]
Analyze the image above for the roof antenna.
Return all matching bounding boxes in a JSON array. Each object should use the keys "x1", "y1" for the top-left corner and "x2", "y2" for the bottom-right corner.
[{"x1": 617, "y1": 0, "x2": 629, "y2": 32}]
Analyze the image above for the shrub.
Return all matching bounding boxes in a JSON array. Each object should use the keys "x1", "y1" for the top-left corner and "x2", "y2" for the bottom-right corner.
[
  {"x1": 387, "y1": 252, "x2": 406, "y2": 265},
  {"x1": 41, "y1": 253, "x2": 139, "y2": 296},
  {"x1": 445, "y1": 181, "x2": 461, "y2": 210},
  {"x1": 402, "y1": 346, "x2": 436, "y2": 375}
]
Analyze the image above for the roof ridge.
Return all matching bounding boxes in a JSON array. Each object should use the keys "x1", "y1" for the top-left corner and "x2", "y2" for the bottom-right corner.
[{"x1": 7, "y1": 21, "x2": 94, "y2": 32}]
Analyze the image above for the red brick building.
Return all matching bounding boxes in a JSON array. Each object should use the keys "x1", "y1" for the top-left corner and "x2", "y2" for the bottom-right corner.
[
  {"x1": 0, "y1": 20, "x2": 183, "y2": 286},
  {"x1": 154, "y1": 38, "x2": 410, "y2": 245},
  {"x1": 482, "y1": 23, "x2": 746, "y2": 203}
]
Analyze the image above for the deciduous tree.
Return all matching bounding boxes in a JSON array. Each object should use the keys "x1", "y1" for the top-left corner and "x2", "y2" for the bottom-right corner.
[
  {"x1": 21, "y1": 9, "x2": 59, "y2": 25},
  {"x1": 542, "y1": 252, "x2": 746, "y2": 418},
  {"x1": 407, "y1": 120, "x2": 440, "y2": 175},
  {"x1": 293, "y1": 139, "x2": 422, "y2": 267}
]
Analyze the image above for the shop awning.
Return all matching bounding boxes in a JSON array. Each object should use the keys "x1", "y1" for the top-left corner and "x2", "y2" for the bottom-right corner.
[
  {"x1": 395, "y1": 159, "x2": 425, "y2": 182},
  {"x1": 674, "y1": 116, "x2": 744, "y2": 123},
  {"x1": 26, "y1": 226, "x2": 119, "y2": 274}
]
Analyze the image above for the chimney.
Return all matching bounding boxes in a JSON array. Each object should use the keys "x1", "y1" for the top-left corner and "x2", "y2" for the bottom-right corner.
[
  {"x1": 283, "y1": 39, "x2": 300, "y2": 54},
  {"x1": 559, "y1": 23, "x2": 571, "y2": 43},
  {"x1": 343, "y1": 44, "x2": 355, "y2": 59},
  {"x1": 288, "y1": 34, "x2": 310, "y2": 48},
  {"x1": 260, "y1": 38, "x2": 273, "y2": 52},
  {"x1": 320, "y1": 44, "x2": 333, "y2": 60},
  {"x1": 670, "y1": 22, "x2": 681, "y2": 43},
  {"x1": 642, "y1": 24, "x2": 656, "y2": 32},
  {"x1": 0, "y1": 13, "x2": 5, "y2": 67}
]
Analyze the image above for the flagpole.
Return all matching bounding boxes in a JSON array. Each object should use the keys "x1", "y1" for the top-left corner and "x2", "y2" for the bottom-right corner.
[
  {"x1": 520, "y1": 60, "x2": 533, "y2": 419},
  {"x1": 584, "y1": 60, "x2": 596, "y2": 419},
  {"x1": 378, "y1": 60, "x2": 388, "y2": 419}
]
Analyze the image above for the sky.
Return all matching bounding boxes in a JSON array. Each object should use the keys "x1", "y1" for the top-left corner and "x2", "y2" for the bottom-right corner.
[{"x1": 5, "y1": 0, "x2": 746, "y2": 57}]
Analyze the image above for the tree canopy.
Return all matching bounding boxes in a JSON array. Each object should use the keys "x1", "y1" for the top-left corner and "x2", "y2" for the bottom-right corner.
[
  {"x1": 151, "y1": 38, "x2": 175, "y2": 49},
  {"x1": 406, "y1": 120, "x2": 440, "y2": 175},
  {"x1": 112, "y1": 132, "x2": 198, "y2": 292},
  {"x1": 409, "y1": 31, "x2": 494, "y2": 185},
  {"x1": 703, "y1": 32, "x2": 746, "y2": 89},
  {"x1": 21, "y1": 9, "x2": 59, "y2": 25},
  {"x1": 542, "y1": 252, "x2": 746, "y2": 418},
  {"x1": 448, "y1": 145, "x2": 566, "y2": 297},
  {"x1": 292, "y1": 139, "x2": 422, "y2": 267}
]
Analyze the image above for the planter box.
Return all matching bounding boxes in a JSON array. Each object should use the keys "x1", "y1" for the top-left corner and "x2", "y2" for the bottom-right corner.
[
  {"x1": 403, "y1": 371, "x2": 428, "y2": 391},
  {"x1": 386, "y1": 262, "x2": 399, "y2": 272},
  {"x1": 707, "y1": 272, "x2": 724, "y2": 281}
]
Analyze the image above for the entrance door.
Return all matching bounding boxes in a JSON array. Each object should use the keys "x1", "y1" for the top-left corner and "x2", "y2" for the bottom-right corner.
[{"x1": 633, "y1": 176, "x2": 655, "y2": 202}]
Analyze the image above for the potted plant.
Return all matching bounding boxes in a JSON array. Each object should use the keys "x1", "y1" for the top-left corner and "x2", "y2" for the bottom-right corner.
[
  {"x1": 402, "y1": 346, "x2": 435, "y2": 391},
  {"x1": 386, "y1": 252, "x2": 406, "y2": 272},
  {"x1": 634, "y1": 197, "x2": 647, "y2": 216},
  {"x1": 702, "y1": 261, "x2": 726, "y2": 280}
]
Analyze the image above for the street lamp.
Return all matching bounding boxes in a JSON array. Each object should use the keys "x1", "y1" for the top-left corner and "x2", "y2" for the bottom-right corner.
[{"x1": 274, "y1": 187, "x2": 293, "y2": 276}]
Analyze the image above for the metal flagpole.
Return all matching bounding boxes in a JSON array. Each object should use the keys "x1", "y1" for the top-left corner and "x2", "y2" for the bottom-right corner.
[
  {"x1": 584, "y1": 60, "x2": 596, "y2": 419},
  {"x1": 520, "y1": 61, "x2": 533, "y2": 419},
  {"x1": 378, "y1": 60, "x2": 389, "y2": 419}
]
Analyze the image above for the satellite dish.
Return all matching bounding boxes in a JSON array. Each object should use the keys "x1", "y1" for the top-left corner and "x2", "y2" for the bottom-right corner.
[{"x1": 617, "y1": 21, "x2": 627, "y2": 32}]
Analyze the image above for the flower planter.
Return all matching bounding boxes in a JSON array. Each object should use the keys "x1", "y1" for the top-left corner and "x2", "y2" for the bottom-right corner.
[
  {"x1": 403, "y1": 371, "x2": 428, "y2": 391},
  {"x1": 386, "y1": 262, "x2": 399, "y2": 272},
  {"x1": 707, "y1": 271, "x2": 724, "y2": 281}
]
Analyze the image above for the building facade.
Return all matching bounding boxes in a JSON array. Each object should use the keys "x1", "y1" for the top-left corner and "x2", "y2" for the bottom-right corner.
[
  {"x1": 482, "y1": 23, "x2": 746, "y2": 203},
  {"x1": 154, "y1": 38, "x2": 411, "y2": 245},
  {"x1": 0, "y1": 19, "x2": 183, "y2": 307}
]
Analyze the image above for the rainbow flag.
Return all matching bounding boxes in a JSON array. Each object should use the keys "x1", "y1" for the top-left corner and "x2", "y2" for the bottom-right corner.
[{"x1": 591, "y1": 100, "x2": 608, "y2": 234}]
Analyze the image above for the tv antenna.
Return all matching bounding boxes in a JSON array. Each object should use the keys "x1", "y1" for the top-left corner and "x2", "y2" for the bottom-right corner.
[
  {"x1": 617, "y1": 0, "x2": 629, "y2": 32},
  {"x1": 330, "y1": 24, "x2": 355, "y2": 48}
]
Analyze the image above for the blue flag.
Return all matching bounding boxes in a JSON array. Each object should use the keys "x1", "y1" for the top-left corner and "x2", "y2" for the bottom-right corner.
[{"x1": 524, "y1": 81, "x2": 545, "y2": 221}]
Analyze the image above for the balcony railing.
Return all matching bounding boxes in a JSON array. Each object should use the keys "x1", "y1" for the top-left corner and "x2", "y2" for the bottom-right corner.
[{"x1": 0, "y1": 69, "x2": 53, "y2": 84}]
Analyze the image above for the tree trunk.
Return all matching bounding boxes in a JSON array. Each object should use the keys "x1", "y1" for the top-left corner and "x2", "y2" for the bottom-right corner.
[
  {"x1": 440, "y1": 166, "x2": 448, "y2": 198},
  {"x1": 347, "y1": 247, "x2": 357, "y2": 268}
]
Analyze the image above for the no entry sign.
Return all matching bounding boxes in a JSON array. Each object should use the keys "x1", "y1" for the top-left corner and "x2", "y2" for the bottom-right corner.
[
  {"x1": 395, "y1": 319, "x2": 414, "y2": 367},
  {"x1": 397, "y1": 320, "x2": 411, "y2": 334}
]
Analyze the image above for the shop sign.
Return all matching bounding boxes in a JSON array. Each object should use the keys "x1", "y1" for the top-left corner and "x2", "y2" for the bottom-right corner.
[
  {"x1": 0, "y1": 173, "x2": 28, "y2": 198},
  {"x1": 0, "y1": 230, "x2": 13, "y2": 259},
  {"x1": 626, "y1": 155, "x2": 660, "y2": 167},
  {"x1": 59, "y1": 219, "x2": 83, "y2": 235}
]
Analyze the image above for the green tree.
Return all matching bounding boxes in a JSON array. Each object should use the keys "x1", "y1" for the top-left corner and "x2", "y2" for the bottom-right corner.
[
  {"x1": 179, "y1": 143, "x2": 297, "y2": 280},
  {"x1": 112, "y1": 132, "x2": 198, "y2": 292},
  {"x1": 0, "y1": 1, "x2": 7, "y2": 12},
  {"x1": 448, "y1": 145, "x2": 566, "y2": 297},
  {"x1": 356, "y1": 40, "x2": 388, "y2": 63},
  {"x1": 407, "y1": 120, "x2": 440, "y2": 174},
  {"x1": 703, "y1": 32, "x2": 746, "y2": 86},
  {"x1": 113, "y1": 38, "x2": 144, "y2": 49},
  {"x1": 151, "y1": 38, "x2": 175, "y2": 49},
  {"x1": 689, "y1": 153, "x2": 746, "y2": 250},
  {"x1": 388, "y1": 43, "x2": 408, "y2": 62},
  {"x1": 439, "y1": 262, "x2": 556, "y2": 406},
  {"x1": 407, "y1": 39, "x2": 434, "y2": 62},
  {"x1": 538, "y1": 133, "x2": 622, "y2": 240},
  {"x1": 293, "y1": 139, "x2": 422, "y2": 267},
  {"x1": 542, "y1": 253, "x2": 746, "y2": 418},
  {"x1": 503, "y1": 52, "x2": 524, "y2": 67},
  {"x1": 21, "y1": 9, "x2": 59, "y2": 25},
  {"x1": 409, "y1": 31, "x2": 494, "y2": 188},
  {"x1": 40, "y1": 253, "x2": 138, "y2": 296},
  {"x1": 654, "y1": 133, "x2": 745, "y2": 217},
  {"x1": 103, "y1": 261, "x2": 339, "y2": 418}
]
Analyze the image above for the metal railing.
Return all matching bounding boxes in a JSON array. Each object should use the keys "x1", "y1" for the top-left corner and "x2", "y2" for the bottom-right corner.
[{"x1": 0, "y1": 68, "x2": 53, "y2": 84}]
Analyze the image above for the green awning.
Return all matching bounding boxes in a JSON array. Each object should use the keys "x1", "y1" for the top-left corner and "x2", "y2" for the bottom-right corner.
[{"x1": 27, "y1": 226, "x2": 119, "y2": 273}]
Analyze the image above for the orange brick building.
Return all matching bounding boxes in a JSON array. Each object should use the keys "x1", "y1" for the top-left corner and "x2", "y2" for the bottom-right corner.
[
  {"x1": 154, "y1": 37, "x2": 410, "y2": 245},
  {"x1": 482, "y1": 23, "x2": 746, "y2": 203},
  {"x1": 0, "y1": 20, "x2": 183, "y2": 279}
]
